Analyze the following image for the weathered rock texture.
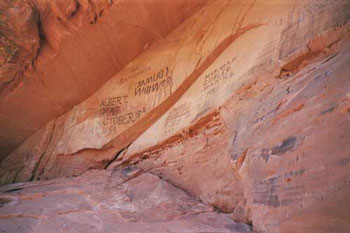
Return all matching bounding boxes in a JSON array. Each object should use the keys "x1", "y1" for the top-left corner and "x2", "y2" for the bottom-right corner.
[
  {"x1": 0, "y1": 0, "x2": 206, "y2": 160},
  {"x1": 1, "y1": 0, "x2": 350, "y2": 232},
  {"x1": 0, "y1": 168, "x2": 252, "y2": 232}
]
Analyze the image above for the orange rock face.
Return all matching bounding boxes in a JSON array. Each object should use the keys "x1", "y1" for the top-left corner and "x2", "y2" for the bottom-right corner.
[
  {"x1": 1, "y1": 0, "x2": 350, "y2": 232},
  {"x1": 0, "y1": 168, "x2": 252, "y2": 232},
  {"x1": 0, "y1": 0, "x2": 205, "y2": 160}
]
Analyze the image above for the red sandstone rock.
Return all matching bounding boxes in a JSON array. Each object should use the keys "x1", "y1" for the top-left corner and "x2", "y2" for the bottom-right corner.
[
  {"x1": 1, "y1": 0, "x2": 249, "y2": 183},
  {"x1": 1, "y1": 0, "x2": 350, "y2": 232},
  {"x1": 0, "y1": 0, "x2": 206, "y2": 160},
  {"x1": 0, "y1": 169, "x2": 251, "y2": 233}
]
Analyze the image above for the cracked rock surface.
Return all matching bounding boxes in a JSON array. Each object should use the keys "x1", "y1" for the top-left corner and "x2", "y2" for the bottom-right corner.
[
  {"x1": 0, "y1": 168, "x2": 251, "y2": 233},
  {"x1": 1, "y1": 0, "x2": 350, "y2": 232}
]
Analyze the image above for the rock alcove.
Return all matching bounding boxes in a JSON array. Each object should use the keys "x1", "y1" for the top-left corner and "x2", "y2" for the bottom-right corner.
[{"x1": 0, "y1": 0, "x2": 350, "y2": 232}]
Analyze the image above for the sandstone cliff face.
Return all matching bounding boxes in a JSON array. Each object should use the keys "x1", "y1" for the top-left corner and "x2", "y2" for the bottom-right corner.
[
  {"x1": 1, "y1": 0, "x2": 350, "y2": 232},
  {"x1": 0, "y1": 0, "x2": 205, "y2": 160}
]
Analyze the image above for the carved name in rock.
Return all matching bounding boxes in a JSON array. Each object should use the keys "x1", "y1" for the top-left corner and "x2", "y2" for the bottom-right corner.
[
  {"x1": 203, "y1": 57, "x2": 236, "y2": 92},
  {"x1": 134, "y1": 67, "x2": 173, "y2": 96},
  {"x1": 196, "y1": 56, "x2": 237, "y2": 117},
  {"x1": 110, "y1": 1, "x2": 350, "y2": 233},
  {"x1": 102, "y1": 107, "x2": 147, "y2": 134},
  {"x1": 1, "y1": 0, "x2": 350, "y2": 232},
  {"x1": 119, "y1": 66, "x2": 151, "y2": 84},
  {"x1": 0, "y1": 0, "x2": 237, "y2": 182},
  {"x1": 99, "y1": 95, "x2": 129, "y2": 116}
]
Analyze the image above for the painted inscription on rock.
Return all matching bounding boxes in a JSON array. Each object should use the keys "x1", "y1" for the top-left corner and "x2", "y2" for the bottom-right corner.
[
  {"x1": 196, "y1": 57, "x2": 236, "y2": 119},
  {"x1": 99, "y1": 95, "x2": 129, "y2": 117},
  {"x1": 99, "y1": 95, "x2": 147, "y2": 134},
  {"x1": 135, "y1": 67, "x2": 173, "y2": 96},
  {"x1": 101, "y1": 107, "x2": 147, "y2": 134},
  {"x1": 119, "y1": 66, "x2": 151, "y2": 84},
  {"x1": 202, "y1": 57, "x2": 236, "y2": 93}
]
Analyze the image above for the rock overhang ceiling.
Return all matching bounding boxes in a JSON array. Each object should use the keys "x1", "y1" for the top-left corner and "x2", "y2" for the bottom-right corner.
[
  {"x1": 0, "y1": 0, "x2": 206, "y2": 161},
  {"x1": 0, "y1": 0, "x2": 350, "y2": 232}
]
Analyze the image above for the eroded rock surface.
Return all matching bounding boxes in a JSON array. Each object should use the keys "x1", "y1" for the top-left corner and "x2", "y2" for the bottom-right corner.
[
  {"x1": 1, "y1": 0, "x2": 350, "y2": 232},
  {"x1": 0, "y1": 169, "x2": 251, "y2": 233},
  {"x1": 0, "y1": 0, "x2": 206, "y2": 160}
]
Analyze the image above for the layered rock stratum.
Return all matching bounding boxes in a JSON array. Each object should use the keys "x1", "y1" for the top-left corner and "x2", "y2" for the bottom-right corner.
[
  {"x1": 1, "y1": 0, "x2": 350, "y2": 232},
  {"x1": 0, "y1": 0, "x2": 205, "y2": 159},
  {"x1": 0, "y1": 168, "x2": 251, "y2": 233}
]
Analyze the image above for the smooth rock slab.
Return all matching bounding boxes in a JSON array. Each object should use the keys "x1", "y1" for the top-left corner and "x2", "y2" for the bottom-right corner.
[{"x1": 0, "y1": 169, "x2": 251, "y2": 233}]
